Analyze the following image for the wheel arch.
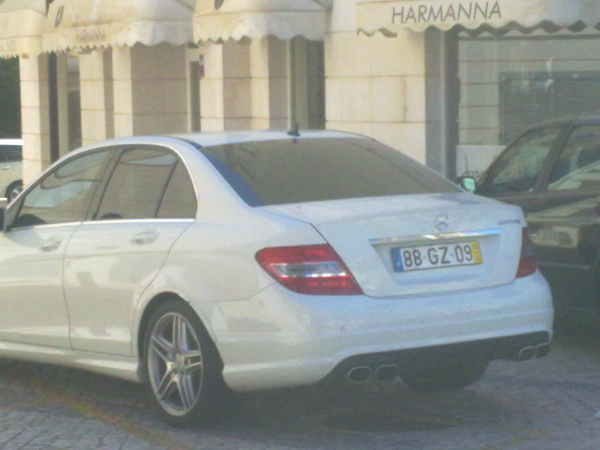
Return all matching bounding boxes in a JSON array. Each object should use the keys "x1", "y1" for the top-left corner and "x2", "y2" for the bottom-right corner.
[
  {"x1": 5, "y1": 179, "x2": 22, "y2": 199},
  {"x1": 135, "y1": 291, "x2": 224, "y2": 365},
  {"x1": 137, "y1": 292, "x2": 181, "y2": 361}
]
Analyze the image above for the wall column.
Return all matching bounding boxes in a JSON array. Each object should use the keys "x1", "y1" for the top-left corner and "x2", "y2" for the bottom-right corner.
[
  {"x1": 20, "y1": 54, "x2": 51, "y2": 184},
  {"x1": 113, "y1": 44, "x2": 187, "y2": 137},
  {"x1": 250, "y1": 37, "x2": 289, "y2": 130},
  {"x1": 327, "y1": 0, "x2": 428, "y2": 164},
  {"x1": 200, "y1": 41, "x2": 251, "y2": 131},
  {"x1": 79, "y1": 49, "x2": 114, "y2": 146}
]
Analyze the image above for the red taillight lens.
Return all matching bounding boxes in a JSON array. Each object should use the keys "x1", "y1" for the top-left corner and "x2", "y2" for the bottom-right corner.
[
  {"x1": 516, "y1": 227, "x2": 536, "y2": 278},
  {"x1": 255, "y1": 244, "x2": 363, "y2": 295}
]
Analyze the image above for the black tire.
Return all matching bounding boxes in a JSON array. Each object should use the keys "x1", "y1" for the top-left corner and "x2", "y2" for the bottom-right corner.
[
  {"x1": 141, "y1": 299, "x2": 243, "y2": 427},
  {"x1": 5, "y1": 181, "x2": 22, "y2": 202},
  {"x1": 399, "y1": 360, "x2": 489, "y2": 393}
]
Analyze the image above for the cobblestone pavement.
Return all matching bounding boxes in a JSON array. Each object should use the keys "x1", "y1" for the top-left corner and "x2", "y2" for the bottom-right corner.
[{"x1": 2, "y1": 323, "x2": 600, "y2": 450}]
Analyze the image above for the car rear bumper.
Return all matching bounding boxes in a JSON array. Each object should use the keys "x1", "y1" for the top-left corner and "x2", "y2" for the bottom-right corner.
[{"x1": 208, "y1": 271, "x2": 553, "y2": 392}]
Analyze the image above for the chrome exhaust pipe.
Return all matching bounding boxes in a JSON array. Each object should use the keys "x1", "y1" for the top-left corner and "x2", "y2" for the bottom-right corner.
[
  {"x1": 347, "y1": 366, "x2": 373, "y2": 383},
  {"x1": 518, "y1": 346, "x2": 537, "y2": 361},
  {"x1": 374, "y1": 364, "x2": 399, "y2": 381}
]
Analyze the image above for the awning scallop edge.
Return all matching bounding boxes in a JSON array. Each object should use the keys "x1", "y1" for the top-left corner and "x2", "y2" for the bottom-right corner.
[
  {"x1": 43, "y1": 0, "x2": 196, "y2": 53},
  {"x1": 193, "y1": 0, "x2": 330, "y2": 42}
]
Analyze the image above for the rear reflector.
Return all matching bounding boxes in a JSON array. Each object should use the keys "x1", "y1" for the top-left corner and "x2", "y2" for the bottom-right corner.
[
  {"x1": 255, "y1": 244, "x2": 363, "y2": 295},
  {"x1": 516, "y1": 227, "x2": 536, "y2": 278}
]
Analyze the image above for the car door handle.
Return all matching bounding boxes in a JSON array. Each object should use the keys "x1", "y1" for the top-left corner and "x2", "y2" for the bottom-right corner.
[
  {"x1": 0, "y1": 166, "x2": 11, "y2": 171},
  {"x1": 131, "y1": 230, "x2": 159, "y2": 245},
  {"x1": 40, "y1": 238, "x2": 62, "y2": 252}
]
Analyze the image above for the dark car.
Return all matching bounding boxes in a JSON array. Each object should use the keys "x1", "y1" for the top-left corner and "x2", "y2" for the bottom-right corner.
[{"x1": 472, "y1": 115, "x2": 600, "y2": 318}]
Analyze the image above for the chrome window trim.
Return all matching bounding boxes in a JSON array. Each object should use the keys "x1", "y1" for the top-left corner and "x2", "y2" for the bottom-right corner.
[
  {"x1": 8, "y1": 221, "x2": 84, "y2": 232},
  {"x1": 81, "y1": 218, "x2": 195, "y2": 226},
  {"x1": 369, "y1": 229, "x2": 502, "y2": 245}
]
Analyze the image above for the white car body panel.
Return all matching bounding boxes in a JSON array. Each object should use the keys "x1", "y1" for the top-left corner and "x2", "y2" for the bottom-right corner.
[
  {"x1": 0, "y1": 223, "x2": 76, "y2": 348},
  {"x1": 64, "y1": 219, "x2": 193, "y2": 355},
  {"x1": 214, "y1": 272, "x2": 552, "y2": 391}
]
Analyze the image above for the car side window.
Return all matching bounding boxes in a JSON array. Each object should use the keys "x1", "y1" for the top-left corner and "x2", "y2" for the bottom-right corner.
[
  {"x1": 548, "y1": 125, "x2": 600, "y2": 191},
  {"x1": 3, "y1": 146, "x2": 22, "y2": 162},
  {"x1": 157, "y1": 161, "x2": 197, "y2": 219},
  {"x1": 482, "y1": 126, "x2": 562, "y2": 194},
  {"x1": 13, "y1": 150, "x2": 111, "y2": 228},
  {"x1": 96, "y1": 147, "x2": 187, "y2": 220}
]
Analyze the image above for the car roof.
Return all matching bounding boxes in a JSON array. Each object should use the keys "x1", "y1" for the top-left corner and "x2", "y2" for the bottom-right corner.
[
  {"x1": 169, "y1": 129, "x2": 369, "y2": 147},
  {"x1": 526, "y1": 115, "x2": 600, "y2": 129}
]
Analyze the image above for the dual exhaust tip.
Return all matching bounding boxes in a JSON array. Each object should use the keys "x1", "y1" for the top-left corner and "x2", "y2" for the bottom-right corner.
[
  {"x1": 518, "y1": 343, "x2": 551, "y2": 361},
  {"x1": 347, "y1": 364, "x2": 399, "y2": 384},
  {"x1": 346, "y1": 343, "x2": 551, "y2": 384}
]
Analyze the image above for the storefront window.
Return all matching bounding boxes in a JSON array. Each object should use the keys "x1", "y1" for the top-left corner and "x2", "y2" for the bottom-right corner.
[{"x1": 457, "y1": 28, "x2": 600, "y2": 178}]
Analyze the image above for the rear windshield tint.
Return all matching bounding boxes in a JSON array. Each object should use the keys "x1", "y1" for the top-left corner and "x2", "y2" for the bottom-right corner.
[{"x1": 196, "y1": 138, "x2": 459, "y2": 207}]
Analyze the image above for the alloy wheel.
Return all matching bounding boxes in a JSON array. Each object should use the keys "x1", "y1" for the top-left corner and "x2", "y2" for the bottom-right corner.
[{"x1": 147, "y1": 312, "x2": 204, "y2": 417}]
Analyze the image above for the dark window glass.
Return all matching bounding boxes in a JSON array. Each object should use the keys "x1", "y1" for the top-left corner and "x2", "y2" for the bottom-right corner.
[
  {"x1": 548, "y1": 125, "x2": 600, "y2": 191},
  {"x1": 97, "y1": 148, "x2": 177, "y2": 220},
  {"x1": 15, "y1": 150, "x2": 110, "y2": 228},
  {"x1": 196, "y1": 138, "x2": 459, "y2": 207},
  {"x1": 3, "y1": 146, "x2": 22, "y2": 162},
  {"x1": 157, "y1": 162, "x2": 197, "y2": 219},
  {"x1": 481, "y1": 127, "x2": 562, "y2": 194},
  {"x1": 0, "y1": 145, "x2": 22, "y2": 162}
]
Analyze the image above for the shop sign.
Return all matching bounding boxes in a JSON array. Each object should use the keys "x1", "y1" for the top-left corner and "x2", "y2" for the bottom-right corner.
[
  {"x1": 0, "y1": 39, "x2": 17, "y2": 54},
  {"x1": 76, "y1": 28, "x2": 108, "y2": 45},
  {"x1": 391, "y1": 1, "x2": 502, "y2": 26}
]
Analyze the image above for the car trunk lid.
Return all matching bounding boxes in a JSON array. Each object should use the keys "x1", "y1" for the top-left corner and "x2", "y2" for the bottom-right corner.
[{"x1": 260, "y1": 193, "x2": 525, "y2": 297}]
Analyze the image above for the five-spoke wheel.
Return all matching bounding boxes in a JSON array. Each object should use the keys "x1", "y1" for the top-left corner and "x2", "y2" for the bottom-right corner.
[{"x1": 143, "y1": 300, "x2": 242, "y2": 427}]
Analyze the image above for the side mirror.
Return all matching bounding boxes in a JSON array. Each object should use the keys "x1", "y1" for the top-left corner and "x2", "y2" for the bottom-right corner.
[
  {"x1": 0, "y1": 198, "x2": 7, "y2": 232},
  {"x1": 457, "y1": 176, "x2": 477, "y2": 193}
]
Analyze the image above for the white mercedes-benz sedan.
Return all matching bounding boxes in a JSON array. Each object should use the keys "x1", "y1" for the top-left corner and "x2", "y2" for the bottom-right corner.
[{"x1": 0, "y1": 130, "x2": 553, "y2": 427}]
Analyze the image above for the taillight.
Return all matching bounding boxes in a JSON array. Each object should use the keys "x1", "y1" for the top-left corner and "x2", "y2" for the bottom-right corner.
[
  {"x1": 255, "y1": 244, "x2": 363, "y2": 295},
  {"x1": 516, "y1": 227, "x2": 536, "y2": 278}
]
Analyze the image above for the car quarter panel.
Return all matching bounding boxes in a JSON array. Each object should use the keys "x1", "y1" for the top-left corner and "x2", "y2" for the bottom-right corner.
[{"x1": 132, "y1": 217, "x2": 328, "y2": 355}]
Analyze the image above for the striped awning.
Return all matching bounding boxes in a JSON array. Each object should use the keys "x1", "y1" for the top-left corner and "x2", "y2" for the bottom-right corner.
[
  {"x1": 0, "y1": 0, "x2": 45, "y2": 58},
  {"x1": 193, "y1": 0, "x2": 331, "y2": 42},
  {"x1": 357, "y1": 0, "x2": 600, "y2": 35},
  {"x1": 43, "y1": 0, "x2": 196, "y2": 52}
]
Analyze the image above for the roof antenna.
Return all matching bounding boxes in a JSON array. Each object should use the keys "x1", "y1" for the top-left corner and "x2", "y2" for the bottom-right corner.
[{"x1": 288, "y1": 123, "x2": 301, "y2": 138}]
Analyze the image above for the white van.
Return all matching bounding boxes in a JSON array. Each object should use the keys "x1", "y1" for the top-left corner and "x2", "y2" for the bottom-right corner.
[{"x1": 0, "y1": 139, "x2": 23, "y2": 201}]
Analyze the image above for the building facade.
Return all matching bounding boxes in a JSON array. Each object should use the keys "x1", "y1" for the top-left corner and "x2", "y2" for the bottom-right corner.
[{"x1": 0, "y1": 0, "x2": 598, "y2": 184}]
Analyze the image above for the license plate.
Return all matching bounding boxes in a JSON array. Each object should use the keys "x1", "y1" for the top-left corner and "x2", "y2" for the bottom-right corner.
[{"x1": 392, "y1": 241, "x2": 483, "y2": 272}]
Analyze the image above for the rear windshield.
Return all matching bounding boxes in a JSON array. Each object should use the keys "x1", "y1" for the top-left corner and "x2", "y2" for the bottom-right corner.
[{"x1": 195, "y1": 138, "x2": 459, "y2": 207}]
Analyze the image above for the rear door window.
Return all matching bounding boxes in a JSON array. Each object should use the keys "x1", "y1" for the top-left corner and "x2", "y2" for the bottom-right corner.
[{"x1": 96, "y1": 147, "x2": 196, "y2": 220}]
